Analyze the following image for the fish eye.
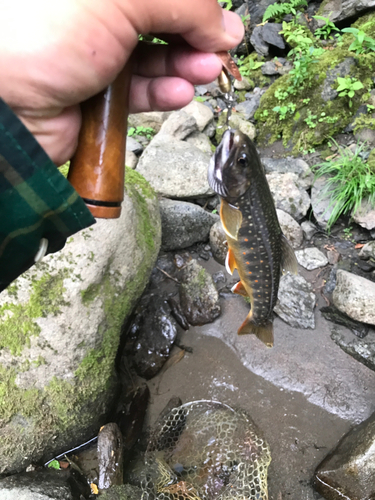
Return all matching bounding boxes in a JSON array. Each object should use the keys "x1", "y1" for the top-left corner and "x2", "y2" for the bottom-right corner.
[{"x1": 237, "y1": 154, "x2": 247, "y2": 167}]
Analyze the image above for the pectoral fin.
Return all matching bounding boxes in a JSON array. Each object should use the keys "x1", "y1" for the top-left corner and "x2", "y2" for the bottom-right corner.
[
  {"x1": 225, "y1": 248, "x2": 237, "y2": 275},
  {"x1": 237, "y1": 313, "x2": 274, "y2": 348},
  {"x1": 280, "y1": 234, "x2": 298, "y2": 275},
  {"x1": 231, "y1": 281, "x2": 248, "y2": 297},
  {"x1": 220, "y1": 200, "x2": 242, "y2": 240}
]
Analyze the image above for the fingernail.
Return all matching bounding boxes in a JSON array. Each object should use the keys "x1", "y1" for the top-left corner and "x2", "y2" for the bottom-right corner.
[{"x1": 222, "y1": 10, "x2": 245, "y2": 45}]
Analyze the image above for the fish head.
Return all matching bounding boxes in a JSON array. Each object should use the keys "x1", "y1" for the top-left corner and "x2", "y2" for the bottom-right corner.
[{"x1": 208, "y1": 129, "x2": 254, "y2": 205}]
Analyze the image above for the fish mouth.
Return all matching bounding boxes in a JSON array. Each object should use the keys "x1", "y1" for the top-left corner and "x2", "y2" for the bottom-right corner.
[{"x1": 208, "y1": 129, "x2": 234, "y2": 198}]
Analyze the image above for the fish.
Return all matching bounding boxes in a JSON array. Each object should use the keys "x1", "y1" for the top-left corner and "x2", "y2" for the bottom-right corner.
[{"x1": 208, "y1": 129, "x2": 298, "y2": 347}]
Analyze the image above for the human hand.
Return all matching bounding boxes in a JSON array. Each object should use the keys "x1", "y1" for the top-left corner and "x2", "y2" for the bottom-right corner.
[{"x1": 0, "y1": 0, "x2": 244, "y2": 165}]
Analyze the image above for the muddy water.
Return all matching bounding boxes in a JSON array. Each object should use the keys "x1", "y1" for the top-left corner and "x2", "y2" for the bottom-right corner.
[{"x1": 145, "y1": 256, "x2": 375, "y2": 500}]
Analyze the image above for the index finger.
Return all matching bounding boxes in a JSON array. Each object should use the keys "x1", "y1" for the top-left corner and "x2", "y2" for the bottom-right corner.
[{"x1": 121, "y1": 1, "x2": 244, "y2": 52}]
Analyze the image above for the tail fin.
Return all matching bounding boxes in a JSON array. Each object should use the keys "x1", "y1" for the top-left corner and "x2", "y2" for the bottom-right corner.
[{"x1": 237, "y1": 315, "x2": 274, "y2": 348}]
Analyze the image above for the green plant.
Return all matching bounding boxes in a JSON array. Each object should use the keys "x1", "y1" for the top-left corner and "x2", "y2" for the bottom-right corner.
[
  {"x1": 274, "y1": 89, "x2": 289, "y2": 101},
  {"x1": 273, "y1": 102, "x2": 296, "y2": 120},
  {"x1": 127, "y1": 126, "x2": 156, "y2": 140},
  {"x1": 342, "y1": 27, "x2": 375, "y2": 54},
  {"x1": 313, "y1": 140, "x2": 375, "y2": 230},
  {"x1": 138, "y1": 35, "x2": 167, "y2": 45},
  {"x1": 343, "y1": 226, "x2": 353, "y2": 239},
  {"x1": 313, "y1": 13, "x2": 339, "y2": 40},
  {"x1": 336, "y1": 76, "x2": 364, "y2": 108},
  {"x1": 48, "y1": 460, "x2": 61, "y2": 470},
  {"x1": 241, "y1": 13, "x2": 250, "y2": 25},
  {"x1": 304, "y1": 110, "x2": 318, "y2": 128},
  {"x1": 263, "y1": 0, "x2": 307, "y2": 22},
  {"x1": 237, "y1": 55, "x2": 264, "y2": 77},
  {"x1": 280, "y1": 21, "x2": 313, "y2": 58},
  {"x1": 194, "y1": 96, "x2": 209, "y2": 103},
  {"x1": 221, "y1": 0, "x2": 233, "y2": 10}
]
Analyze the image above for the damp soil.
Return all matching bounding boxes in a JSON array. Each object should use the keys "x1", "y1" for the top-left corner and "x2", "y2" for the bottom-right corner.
[{"x1": 142, "y1": 253, "x2": 375, "y2": 500}]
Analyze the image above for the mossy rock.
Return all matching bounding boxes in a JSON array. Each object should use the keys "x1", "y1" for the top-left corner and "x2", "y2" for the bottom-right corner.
[
  {"x1": 0, "y1": 168, "x2": 161, "y2": 474},
  {"x1": 254, "y1": 12, "x2": 375, "y2": 154}
]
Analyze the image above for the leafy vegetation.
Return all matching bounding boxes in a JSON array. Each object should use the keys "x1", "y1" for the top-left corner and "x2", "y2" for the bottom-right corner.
[
  {"x1": 313, "y1": 13, "x2": 340, "y2": 40},
  {"x1": 263, "y1": 0, "x2": 307, "y2": 22},
  {"x1": 127, "y1": 126, "x2": 155, "y2": 140},
  {"x1": 336, "y1": 76, "x2": 364, "y2": 107},
  {"x1": 313, "y1": 140, "x2": 375, "y2": 230},
  {"x1": 342, "y1": 27, "x2": 375, "y2": 54}
]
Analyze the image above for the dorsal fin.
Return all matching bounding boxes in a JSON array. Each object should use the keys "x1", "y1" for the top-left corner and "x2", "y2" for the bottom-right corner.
[{"x1": 220, "y1": 199, "x2": 242, "y2": 240}]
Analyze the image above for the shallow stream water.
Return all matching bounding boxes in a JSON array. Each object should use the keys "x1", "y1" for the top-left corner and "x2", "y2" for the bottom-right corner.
[{"x1": 144, "y1": 255, "x2": 375, "y2": 500}]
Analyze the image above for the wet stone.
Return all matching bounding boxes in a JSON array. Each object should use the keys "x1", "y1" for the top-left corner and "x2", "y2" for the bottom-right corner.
[
  {"x1": 321, "y1": 306, "x2": 369, "y2": 339},
  {"x1": 124, "y1": 296, "x2": 177, "y2": 380},
  {"x1": 100, "y1": 484, "x2": 142, "y2": 500},
  {"x1": 179, "y1": 260, "x2": 221, "y2": 325},
  {"x1": 295, "y1": 247, "x2": 329, "y2": 270},
  {"x1": 301, "y1": 220, "x2": 318, "y2": 241},
  {"x1": 274, "y1": 273, "x2": 316, "y2": 329},
  {"x1": 331, "y1": 328, "x2": 375, "y2": 372},
  {"x1": 333, "y1": 270, "x2": 375, "y2": 326},
  {"x1": 0, "y1": 470, "x2": 74, "y2": 500},
  {"x1": 314, "y1": 409, "x2": 375, "y2": 499},
  {"x1": 98, "y1": 423, "x2": 123, "y2": 491},
  {"x1": 209, "y1": 220, "x2": 227, "y2": 266}
]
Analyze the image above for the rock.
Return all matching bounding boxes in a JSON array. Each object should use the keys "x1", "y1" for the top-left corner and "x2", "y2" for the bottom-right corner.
[
  {"x1": 333, "y1": 270, "x2": 375, "y2": 326},
  {"x1": 181, "y1": 101, "x2": 214, "y2": 132},
  {"x1": 179, "y1": 260, "x2": 221, "y2": 325},
  {"x1": 125, "y1": 150, "x2": 138, "y2": 169},
  {"x1": 262, "y1": 157, "x2": 313, "y2": 189},
  {"x1": 228, "y1": 113, "x2": 257, "y2": 140},
  {"x1": 301, "y1": 220, "x2": 318, "y2": 241},
  {"x1": 98, "y1": 423, "x2": 123, "y2": 491},
  {"x1": 185, "y1": 131, "x2": 213, "y2": 155},
  {"x1": 314, "y1": 410, "x2": 375, "y2": 499},
  {"x1": 100, "y1": 484, "x2": 142, "y2": 500},
  {"x1": 159, "y1": 199, "x2": 219, "y2": 251},
  {"x1": 331, "y1": 328, "x2": 375, "y2": 372},
  {"x1": 137, "y1": 138, "x2": 212, "y2": 199},
  {"x1": 209, "y1": 220, "x2": 227, "y2": 266},
  {"x1": 157, "y1": 110, "x2": 197, "y2": 140},
  {"x1": 327, "y1": 249, "x2": 340, "y2": 265},
  {"x1": 0, "y1": 470, "x2": 75, "y2": 500},
  {"x1": 262, "y1": 23, "x2": 285, "y2": 49},
  {"x1": 235, "y1": 89, "x2": 265, "y2": 120},
  {"x1": 126, "y1": 136, "x2": 143, "y2": 154},
  {"x1": 0, "y1": 168, "x2": 161, "y2": 474},
  {"x1": 352, "y1": 198, "x2": 375, "y2": 230},
  {"x1": 359, "y1": 241, "x2": 375, "y2": 260},
  {"x1": 321, "y1": 305, "x2": 369, "y2": 339},
  {"x1": 276, "y1": 209, "x2": 303, "y2": 249},
  {"x1": 250, "y1": 26, "x2": 270, "y2": 56},
  {"x1": 321, "y1": 58, "x2": 356, "y2": 102},
  {"x1": 261, "y1": 60, "x2": 280, "y2": 76},
  {"x1": 125, "y1": 295, "x2": 178, "y2": 379},
  {"x1": 128, "y1": 111, "x2": 171, "y2": 133},
  {"x1": 318, "y1": 0, "x2": 375, "y2": 24},
  {"x1": 344, "y1": 105, "x2": 369, "y2": 133},
  {"x1": 267, "y1": 172, "x2": 311, "y2": 220},
  {"x1": 274, "y1": 273, "x2": 316, "y2": 329},
  {"x1": 295, "y1": 248, "x2": 329, "y2": 270},
  {"x1": 354, "y1": 127, "x2": 375, "y2": 147},
  {"x1": 233, "y1": 77, "x2": 253, "y2": 91},
  {"x1": 311, "y1": 175, "x2": 335, "y2": 229},
  {"x1": 149, "y1": 254, "x2": 177, "y2": 286}
]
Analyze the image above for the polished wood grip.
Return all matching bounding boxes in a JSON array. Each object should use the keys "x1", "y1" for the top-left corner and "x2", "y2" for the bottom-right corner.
[{"x1": 68, "y1": 61, "x2": 132, "y2": 218}]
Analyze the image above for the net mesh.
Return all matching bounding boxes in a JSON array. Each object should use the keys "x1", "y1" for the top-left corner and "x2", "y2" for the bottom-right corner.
[{"x1": 141, "y1": 400, "x2": 271, "y2": 500}]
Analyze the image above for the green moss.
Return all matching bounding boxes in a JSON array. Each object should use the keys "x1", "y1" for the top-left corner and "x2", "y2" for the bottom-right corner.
[
  {"x1": 353, "y1": 112, "x2": 375, "y2": 133},
  {"x1": 0, "y1": 270, "x2": 69, "y2": 355},
  {"x1": 255, "y1": 36, "x2": 375, "y2": 153}
]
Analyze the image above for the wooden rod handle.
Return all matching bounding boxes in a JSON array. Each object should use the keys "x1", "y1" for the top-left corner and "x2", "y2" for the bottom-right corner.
[{"x1": 68, "y1": 60, "x2": 132, "y2": 219}]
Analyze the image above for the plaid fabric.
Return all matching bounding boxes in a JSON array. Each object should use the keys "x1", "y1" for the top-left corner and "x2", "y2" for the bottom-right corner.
[{"x1": 0, "y1": 98, "x2": 95, "y2": 292}]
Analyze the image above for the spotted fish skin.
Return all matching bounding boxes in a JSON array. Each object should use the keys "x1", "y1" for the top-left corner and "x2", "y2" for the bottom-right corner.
[{"x1": 208, "y1": 129, "x2": 297, "y2": 347}]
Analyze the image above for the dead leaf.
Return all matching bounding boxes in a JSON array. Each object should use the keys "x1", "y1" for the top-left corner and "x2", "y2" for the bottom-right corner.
[
  {"x1": 355, "y1": 243, "x2": 364, "y2": 249},
  {"x1": 90, "y1": 483, "x2": 99, "y2": 495}
]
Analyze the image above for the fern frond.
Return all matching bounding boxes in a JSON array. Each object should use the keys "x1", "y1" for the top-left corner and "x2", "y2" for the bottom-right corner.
[{"x1": 263, "y1": 0, "x2": 307, "y2": 23}]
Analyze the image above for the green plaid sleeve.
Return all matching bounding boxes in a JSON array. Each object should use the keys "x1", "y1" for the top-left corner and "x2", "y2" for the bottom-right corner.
[{"x1": 0, "y1": 98, "x2": 95, "y2": 292}]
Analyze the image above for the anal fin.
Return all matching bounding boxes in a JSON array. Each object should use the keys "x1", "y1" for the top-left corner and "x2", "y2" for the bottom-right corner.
[{"x1": 237, "y1": 315, "x2": 274, "y2": 348}]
